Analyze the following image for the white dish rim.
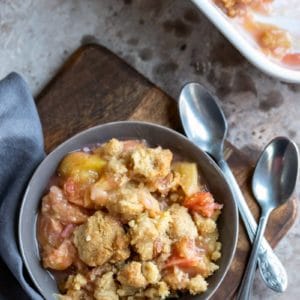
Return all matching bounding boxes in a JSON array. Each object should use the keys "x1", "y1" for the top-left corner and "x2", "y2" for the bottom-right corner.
[{"x1": 192, "y1": 0, "x2": 300, "y2": 83}]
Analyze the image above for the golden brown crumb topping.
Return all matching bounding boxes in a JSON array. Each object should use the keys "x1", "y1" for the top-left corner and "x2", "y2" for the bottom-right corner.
[{"x1": 37, "y1": 139, "x2": 223, "y2": 299}]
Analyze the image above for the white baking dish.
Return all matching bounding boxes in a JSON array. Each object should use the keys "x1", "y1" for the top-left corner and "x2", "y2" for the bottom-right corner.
[{"x1": 192, "y1": 0, "x2": 300, "y2": 83}]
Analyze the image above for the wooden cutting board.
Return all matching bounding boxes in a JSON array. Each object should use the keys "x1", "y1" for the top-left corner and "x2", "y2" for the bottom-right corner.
[{"x1": 36, "y1": 44, "x2": 297, "y2": 299}]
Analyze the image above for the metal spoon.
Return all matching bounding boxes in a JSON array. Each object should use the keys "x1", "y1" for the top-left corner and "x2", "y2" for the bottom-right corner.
[
  {"x1": 179, "y1": 82, "x2": 288, "y2": 292},
  {"x1": 237, "y1": 137, "x2": 299, "y2": 300}
]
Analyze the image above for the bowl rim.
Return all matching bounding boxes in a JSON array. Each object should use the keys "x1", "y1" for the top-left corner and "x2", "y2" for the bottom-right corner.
[{"x1": 18, "y1": 120, "x2": 239, "y2": 300}]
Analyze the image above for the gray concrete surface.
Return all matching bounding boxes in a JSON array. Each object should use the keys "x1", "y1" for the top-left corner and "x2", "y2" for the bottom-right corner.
[{"x1": 0, "y1": 0, "x2": 299, "y2": 299}]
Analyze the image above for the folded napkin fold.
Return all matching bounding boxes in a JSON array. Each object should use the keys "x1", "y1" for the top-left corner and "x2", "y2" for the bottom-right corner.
[{"x1": 0, "y1": 73, "x2": 45, "y2": 300}]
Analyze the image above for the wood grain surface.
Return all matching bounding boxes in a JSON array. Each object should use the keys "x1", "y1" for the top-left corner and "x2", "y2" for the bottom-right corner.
[{"x1": 36, "y1": 44, "x2": 297, "y2": 299}]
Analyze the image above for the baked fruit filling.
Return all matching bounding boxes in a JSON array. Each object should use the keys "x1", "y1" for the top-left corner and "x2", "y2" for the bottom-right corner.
[{"x1": 37, "y1": 138, "x2": 223, "y2": 299}]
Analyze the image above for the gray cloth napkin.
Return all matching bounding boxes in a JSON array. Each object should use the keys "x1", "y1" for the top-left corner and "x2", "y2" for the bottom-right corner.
[{"x1": 0, "y1": 73, "x2": 45, "y2": 300}]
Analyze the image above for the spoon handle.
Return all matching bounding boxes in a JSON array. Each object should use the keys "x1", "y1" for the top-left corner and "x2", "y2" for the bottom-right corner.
[
  {"x1": 218, "y1": 159, "x2": 287, "y2": 292},
  {"x1": 237, "y1": 211, "x2": 271, "y2": 300}
]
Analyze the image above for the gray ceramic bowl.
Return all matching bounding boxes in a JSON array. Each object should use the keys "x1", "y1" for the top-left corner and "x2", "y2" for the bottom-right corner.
[{"x1": 19, "y1": 121, "x2": 238, "y2": 300}]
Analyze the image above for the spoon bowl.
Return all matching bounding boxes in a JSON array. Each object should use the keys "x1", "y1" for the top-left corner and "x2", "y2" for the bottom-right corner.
[
  {"x1": 179, "y1": 82, "x2": 227, "y2": 160},
  {"x1": 252, "y1": 137, "x2": 299, "y2": 209}
]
